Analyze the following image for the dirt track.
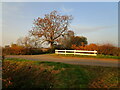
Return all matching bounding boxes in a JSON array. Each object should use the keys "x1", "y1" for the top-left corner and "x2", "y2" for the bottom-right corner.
[{"x1": 5, "y1": 54, "x2": 119, "y2": 67}]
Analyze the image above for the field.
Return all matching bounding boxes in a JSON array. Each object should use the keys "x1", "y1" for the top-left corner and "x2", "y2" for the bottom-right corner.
[{"x1": 2, "y1": 58, "x2": 120, "y2": 88}]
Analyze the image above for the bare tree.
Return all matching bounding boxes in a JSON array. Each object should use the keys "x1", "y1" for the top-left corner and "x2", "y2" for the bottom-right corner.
[
  {"x1": 17, "y1": 36, "x2": 41, "y2": 48},
  {"x1": 17, "y1": 36, "x2": 31, "y2": 48},
  {"x1": 29, "y1": 10, "x2": 73, "y2": 48}
]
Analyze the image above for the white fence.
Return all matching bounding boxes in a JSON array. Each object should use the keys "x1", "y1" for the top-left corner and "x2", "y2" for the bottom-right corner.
[{"x1": 55, "y1": 50, "x2": 97, "y2": 56}]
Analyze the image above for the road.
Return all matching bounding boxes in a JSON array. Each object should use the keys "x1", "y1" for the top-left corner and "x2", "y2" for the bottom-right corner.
[{"x1": 5, "y1": 54, "x2": 119, "y2": 67}]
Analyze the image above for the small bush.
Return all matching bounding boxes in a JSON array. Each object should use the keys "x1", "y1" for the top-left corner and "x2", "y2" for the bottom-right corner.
[
  {"x1": 2, "y1": 60, "x2": 55, "y2": 88},
  {"x1": 3, "y1": 47, "x2": 43, "y2": 55},
  {"x1": 46, "y1": 48, "x2": 55, "y2": 53},
  {"x1": 71, "y1": 44, "x2": 120, "y2": 56}
]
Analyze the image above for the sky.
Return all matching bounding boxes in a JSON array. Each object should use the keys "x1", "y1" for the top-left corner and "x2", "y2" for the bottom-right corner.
[{"x1": 1, "y1": 2, "x2": 118, "y2": 47}]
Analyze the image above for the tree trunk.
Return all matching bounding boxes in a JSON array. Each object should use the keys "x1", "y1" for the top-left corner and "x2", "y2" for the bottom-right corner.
[{"x1": 50, "y1": 42, "x2": 54, "y2": 49}]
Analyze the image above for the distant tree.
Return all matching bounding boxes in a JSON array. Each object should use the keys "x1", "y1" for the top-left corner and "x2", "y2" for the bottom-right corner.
[
  {"x1": 17, "y1": 37, "x2": 31, "y2": 48},
  {"x1": 58, "y1": 30, "x2": 75, "y2": 49},
  {"x1": 59, "y1": 35, "x2": 88, "y2": 49},
  {"x1": 5, "y1": 45, "x2": 10, "y2": 48},
  {"x1": 29, "y1": 10, "x2": 73, "y2": 48},
  {"x1": 17, "y1": 36, "x2": 41, "y2": 48},
  {"x1": 71, "y1": 36, "x2": 88, "y2": 47}
]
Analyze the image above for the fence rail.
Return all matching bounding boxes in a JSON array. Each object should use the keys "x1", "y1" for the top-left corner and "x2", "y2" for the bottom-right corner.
[{"x1": 55, "y1": 50, "x2": 97, "y2": 56}]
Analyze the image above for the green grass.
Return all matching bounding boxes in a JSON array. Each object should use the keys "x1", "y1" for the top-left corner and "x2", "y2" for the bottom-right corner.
[
  {"x1": 3, "y1": 58, "x2": 120, "y2": 88},
  {"x1": 52, "y1": 54, "x2": 120, "y2": 59}
]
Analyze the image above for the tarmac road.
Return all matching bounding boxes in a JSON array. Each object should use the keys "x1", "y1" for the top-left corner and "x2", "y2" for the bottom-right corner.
[{"x1": 5, "y1": 54, "x2": 119, "y2": 67}]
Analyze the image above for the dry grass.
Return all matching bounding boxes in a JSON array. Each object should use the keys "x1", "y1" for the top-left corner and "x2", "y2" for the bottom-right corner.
[{"x1": 2, "y1": 58, "x2": 120, "y2": 88}]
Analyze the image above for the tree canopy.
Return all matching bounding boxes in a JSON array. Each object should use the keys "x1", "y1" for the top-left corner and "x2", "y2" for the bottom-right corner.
[
  {"x1": 71, "y1": 36, "x2": 88, "y2": 47},
  {"x1": 58, "y1": 35, "x2": 88, "y2": 49},
  {"x1": 29, "y1": 10, "x2": 73, "y2": 48}
]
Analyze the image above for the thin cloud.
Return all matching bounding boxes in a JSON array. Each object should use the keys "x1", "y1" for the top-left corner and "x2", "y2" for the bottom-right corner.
[
  {"x1": 61, "y1": 6, "x2": 73, "y2": 14},
  {"x1": 70, "y1": 24, "x2": 112, "y2": 34}
]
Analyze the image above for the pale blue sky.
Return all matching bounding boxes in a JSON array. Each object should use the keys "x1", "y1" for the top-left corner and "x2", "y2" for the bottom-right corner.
[{"x1": 2, "y1": 2, "x2": 118, "y2": 46}]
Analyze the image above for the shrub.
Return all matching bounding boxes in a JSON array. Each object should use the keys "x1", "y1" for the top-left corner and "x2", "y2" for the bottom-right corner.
[
  {"x1": 71, "y1": 43, "x2": 120, "y2": 56},
  {"x1": 2, "y1": 60, "x2": 55, "y2": 88},
  {"x1": 46, "y1": 48, "x2": 55, "y2": 53},
  {"x1": 3, "y1": 47, "x2": 43, "y2": 55}
]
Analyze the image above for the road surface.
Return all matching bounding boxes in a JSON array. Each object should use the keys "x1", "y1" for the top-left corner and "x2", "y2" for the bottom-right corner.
[{"x1": 5, "y1": 54, "x2": 119, "y2": 67}]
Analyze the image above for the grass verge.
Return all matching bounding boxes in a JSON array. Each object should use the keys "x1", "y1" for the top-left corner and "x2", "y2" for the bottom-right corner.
[
  {"x1": 2, "y1": 58, "x2": 120, "y2": 88},
  {"x1": 52, "y1": 54, "x2": 120, "y2": 59}
]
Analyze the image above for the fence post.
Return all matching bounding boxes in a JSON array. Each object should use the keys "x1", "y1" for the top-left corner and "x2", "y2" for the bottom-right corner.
[
  {"x1": 55, "y1": 49, "x2": 58, "y2": 54},
  {"x1": 74, "y1": 50, "x2": 75, "y2": 55},
  {"x1": 55, "y1": 49, "x2": 56, "y2": 54},
  {"x1": 65, "y1": 49, "x2": 66, "y2": 55},
  {"x1": 94, "y1": 50, "x2": 96, "y2": 56}
]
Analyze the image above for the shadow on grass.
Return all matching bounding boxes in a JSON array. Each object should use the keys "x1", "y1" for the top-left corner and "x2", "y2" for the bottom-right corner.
[{"x1": 2, "y1": 58, "x2": 120, "y2": 88}]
